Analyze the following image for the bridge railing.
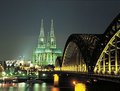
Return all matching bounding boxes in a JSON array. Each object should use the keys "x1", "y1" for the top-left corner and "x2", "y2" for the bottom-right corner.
[{"x1": 54, "y1": 65, "x2": 88, "y2": 73}]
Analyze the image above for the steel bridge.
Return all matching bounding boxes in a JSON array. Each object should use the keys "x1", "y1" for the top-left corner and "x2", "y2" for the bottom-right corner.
[{"x1": 54, "y1": 13, "x2": 120, "y2": 82}]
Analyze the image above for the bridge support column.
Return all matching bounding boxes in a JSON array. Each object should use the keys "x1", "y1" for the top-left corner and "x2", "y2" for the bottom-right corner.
[
  {"x1": 102, "y1": 53, "x2": 106, "y2": 74},
  {"x1": 108, "y1": 45, "x2": 111, "y2": 74},
  {"x1": 115, "y1": 37, "x2": 118, "y2": 75}
]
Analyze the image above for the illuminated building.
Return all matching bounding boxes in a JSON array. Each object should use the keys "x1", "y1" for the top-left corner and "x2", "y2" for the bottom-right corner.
[{"x1": 32, "y1": 19, "x2": 62, "y2": 66}]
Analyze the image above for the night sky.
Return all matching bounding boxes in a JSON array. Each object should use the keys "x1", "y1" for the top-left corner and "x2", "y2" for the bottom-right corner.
[{"x1": 0, "y1": 0, "x2": 120, "y2": 61}]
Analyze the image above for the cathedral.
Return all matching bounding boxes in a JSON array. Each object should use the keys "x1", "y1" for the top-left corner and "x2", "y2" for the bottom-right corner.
[{"x1": 32, "y1": 19, "x2": 62, "y2": 66}]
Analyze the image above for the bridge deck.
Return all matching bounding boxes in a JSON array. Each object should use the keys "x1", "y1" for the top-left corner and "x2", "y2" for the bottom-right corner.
[{"x1": 38, "y1": 71, "x2": 120, "y2": 83}]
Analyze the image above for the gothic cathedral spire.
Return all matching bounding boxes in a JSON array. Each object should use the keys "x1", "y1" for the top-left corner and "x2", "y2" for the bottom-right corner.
[
  {"x1": 38, "y1": 19, "x2": 45, "y2": 48},
  {"x1": 33, "y1": 19, "x2": 62, "y2": 66},
  {"x1": 50, "y1": 19, "x2": 56, "y2": 48}
]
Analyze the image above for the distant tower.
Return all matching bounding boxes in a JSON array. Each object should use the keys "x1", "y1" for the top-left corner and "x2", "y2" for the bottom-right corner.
[
  {"x1": 38, "y1": 19, "x2": 45, "y2": 48},
  {"x1": 50, "y1": 19, "x2": 56, "y2": 48}
]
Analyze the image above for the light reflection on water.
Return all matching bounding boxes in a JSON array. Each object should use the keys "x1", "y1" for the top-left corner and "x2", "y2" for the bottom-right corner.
[
  {"x1": 0, "y1": 80, "x2": 119, "y2": 91},
  {"x1": 51, "y1": 87, "x2": 59, "y2": 91},
  {"x1": 74, "y1": 83, "x2": 86, "y2": 91},
  {"x1": 0, "y1": 82, "x2": 62, "y2": 91},
  {"x1": 0, "y1": 82, "x2": 88, "y2": 91}
]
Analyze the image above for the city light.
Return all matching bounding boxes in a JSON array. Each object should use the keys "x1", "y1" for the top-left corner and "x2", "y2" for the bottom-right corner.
[
  {"x1": 42, "y1": 73, "x2": 46, "y2": 77},
  {"x1": 2, "y1": 72, "x2": 6, "y2": 76},
  {"x1": 72, "y1": 80, "x2": 77, "y2": 85}
]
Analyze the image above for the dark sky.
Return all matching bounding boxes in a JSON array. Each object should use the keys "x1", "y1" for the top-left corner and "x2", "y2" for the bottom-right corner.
[{"x1": 0, "y1": 0, "x2": 120, "y2": 61}]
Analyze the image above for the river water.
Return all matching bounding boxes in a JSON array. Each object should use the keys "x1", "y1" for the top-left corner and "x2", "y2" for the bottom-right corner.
[
  {"x1": 0, "y1": 81, "x2": 119, "y2": 91},
  {"x1": 0, "y1": 82, "x2": 73, "y2": 91}
]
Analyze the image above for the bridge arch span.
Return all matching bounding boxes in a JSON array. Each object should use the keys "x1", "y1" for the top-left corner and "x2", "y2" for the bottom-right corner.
[
  {"x1": 62, "y1": 34, "x2": 100, "y2": 73},
  {"x1": 58, "y1": 13, "x2": 120, "y2": 76},
  {"x1": 93, "y1": 14, "x2": 120, "y2": 75}
]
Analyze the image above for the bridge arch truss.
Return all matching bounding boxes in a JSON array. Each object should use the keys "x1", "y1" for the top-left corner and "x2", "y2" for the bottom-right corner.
[
  {"x1": 56, "y1": 13, "x2": 120, "y2": 77},
  {"x1": 62, "y1": 41, "x2": 87, "y2": 72},
  {"x1": 61, "y1": 34, "x2": 100, "y2": 73},
  {"x1": 94, "y1": 15, "x2": 120, "y2": 75}
]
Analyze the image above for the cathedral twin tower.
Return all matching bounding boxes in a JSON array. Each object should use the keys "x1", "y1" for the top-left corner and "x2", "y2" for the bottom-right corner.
[
  {"x1": 32, "y1": 19, "x2": 62, "y2": 66},
  {"x1": 38, "y1": 19, "x2": 56, "y2": 49}
]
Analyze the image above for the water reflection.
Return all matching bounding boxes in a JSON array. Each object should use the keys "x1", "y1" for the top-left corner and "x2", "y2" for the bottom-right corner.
[
  {"x1": 0, "y1": 82, "x2": 48, "y2": 91},
  {"x1": 0, "y1": 81, "x2": 119, "y2": 91},
  {"x1": 41, "y1": 83, "x2": 47, "y2": 91},
  {"x1": 34, "y1": 84, "x2": 40, "y2": 91},
  {"x1": 74, "y1": 83, "x2": 86, "y2": 91},
  {"x1": 51, "y1": 87, "x2": 60, "y2": 91},
  {"x1": 0, "y1": 82, "x2": 73, "y2": 91},
  {"x1": 54, "y1": 74, "x2": 59, "y2": 86}
]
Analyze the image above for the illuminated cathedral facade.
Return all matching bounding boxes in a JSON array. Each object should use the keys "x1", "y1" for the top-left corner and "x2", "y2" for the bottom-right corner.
[{"x1": 32, "y1": 19, "x2": 62, "y2": 66}]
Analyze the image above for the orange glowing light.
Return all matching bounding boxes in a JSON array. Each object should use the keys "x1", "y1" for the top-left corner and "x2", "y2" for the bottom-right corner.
[{"x1": 72, "y1": 80, "x2": 77, "y2": 85}]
